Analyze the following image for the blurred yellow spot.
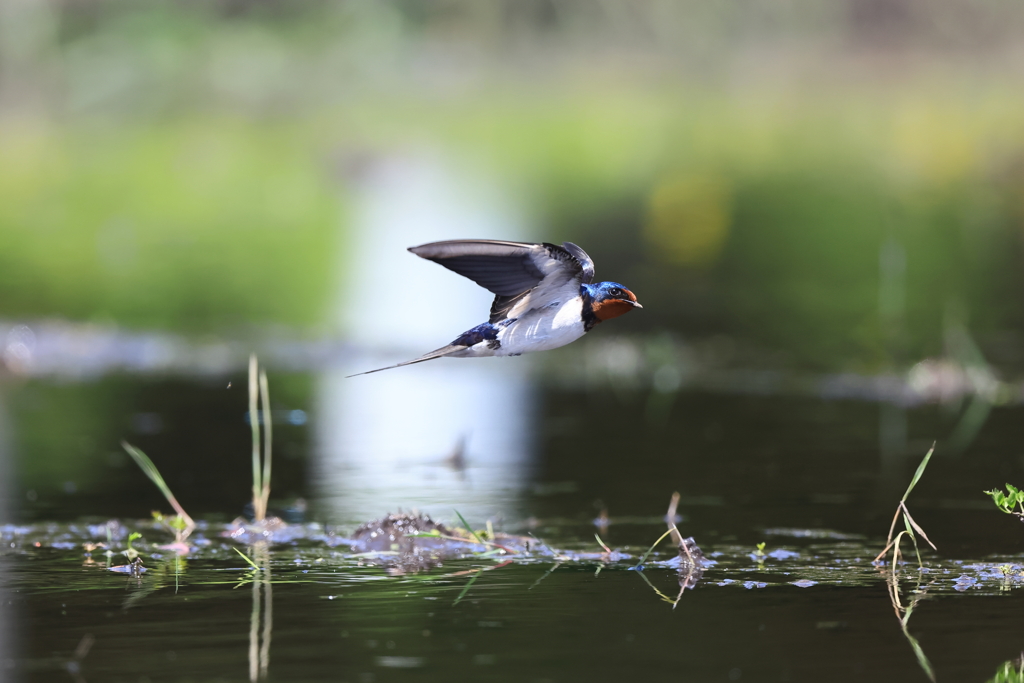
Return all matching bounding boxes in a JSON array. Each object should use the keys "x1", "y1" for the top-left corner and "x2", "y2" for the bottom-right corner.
[
  {"x1": 644, "y1": 173, "x2": 731, "y2": 267},
  {"x1": 892, "y1": 104, "x2": 977, "y2": 184}
]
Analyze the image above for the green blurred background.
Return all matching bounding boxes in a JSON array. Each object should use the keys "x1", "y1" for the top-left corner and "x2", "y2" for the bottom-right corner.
[{"x1": 2, "y1": 0, "x2": 1024, "y2": 371}]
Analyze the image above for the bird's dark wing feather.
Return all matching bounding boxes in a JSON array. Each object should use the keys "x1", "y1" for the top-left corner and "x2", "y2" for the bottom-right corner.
[
  {"x1": 559, "y1": 241, "x2": 595, "y2": 284},
  {"x1": 408, "y1": 240, "x2": 548, "y2": 296},
  {"x1": 409, "y1": 239, "x2": 595, "y2": 323}
]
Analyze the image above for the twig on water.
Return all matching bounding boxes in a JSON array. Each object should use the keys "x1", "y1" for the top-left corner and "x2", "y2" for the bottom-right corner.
[
  {"x1": 665, "y1": 491, "x2": 696, "y2": 566},
  {"x1": 632, "y1": 492, "x2": 704, "y2": 608},
  {"x1": 634, "y1": 491, "x2": 692, "y2": 569}
]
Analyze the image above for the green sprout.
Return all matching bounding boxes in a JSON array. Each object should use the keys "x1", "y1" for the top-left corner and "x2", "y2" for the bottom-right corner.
[
  {"x1": 984, "y1": 484, "x2": 1024, "y2": 519},
  {"x1": 124, "y1": 531, "x2": 143, "y2": 561},
  {"x1": 754, "y1": 542, "x2": 766, "y2": 557}
]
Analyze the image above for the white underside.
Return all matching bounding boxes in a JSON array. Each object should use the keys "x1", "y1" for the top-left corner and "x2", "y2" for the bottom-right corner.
[{"x1": 454, "y1": 294, "x2": 587, "y2": 358}]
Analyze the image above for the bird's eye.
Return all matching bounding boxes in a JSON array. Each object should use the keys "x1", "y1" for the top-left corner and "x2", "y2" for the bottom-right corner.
[{"x1": 608, "y1": 287, "x2": 622, "y2": 297}]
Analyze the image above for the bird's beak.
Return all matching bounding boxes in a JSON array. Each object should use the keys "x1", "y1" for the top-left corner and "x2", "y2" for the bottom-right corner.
[{"x1": 629, "y1": 300, "x2": 643, "y2": 309}]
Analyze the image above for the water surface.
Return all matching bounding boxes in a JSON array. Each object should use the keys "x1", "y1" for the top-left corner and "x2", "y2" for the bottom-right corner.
[{"x1": 3, "y1": 373, "x2": 1024, "y2": 682}]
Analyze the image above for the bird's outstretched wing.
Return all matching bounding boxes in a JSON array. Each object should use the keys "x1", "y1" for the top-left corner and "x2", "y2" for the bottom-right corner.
[{"x1": 408, "y1": 239, "x2": 595, "y2": 322}]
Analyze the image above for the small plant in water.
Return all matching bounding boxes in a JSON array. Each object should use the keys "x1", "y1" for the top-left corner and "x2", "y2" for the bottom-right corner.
[
  {"x1": 248, "y1": 354, "x2": 273, "y2": 523},
  {"x1": 873, "y1": 444, "x2": 937, "y2": 569},
  {"x1": 754, "y1": 542, "x2": 766, "y2": 557},
  {"x1": 988, "y1": 657, "x2": 1024, "y2": 683},
  {"x1": 122, "y1": 442, "x2": 195, "y2": 546},
  {"x1": 984, "y1": 484, "x2": 1024, "y2": 521},
  {"x1": 123, "y1": 531, "x2": 143, "y2": 561}
]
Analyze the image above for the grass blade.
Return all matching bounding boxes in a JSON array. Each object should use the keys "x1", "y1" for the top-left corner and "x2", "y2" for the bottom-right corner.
[
  {"x1": 121, "y1": 441, "x2": 195, "y2": 537},
  {"x1": 249, "y1": 355, "x2": 262, "y2": 520},
  {"x1": 634, "y1": 528, "x2": 675, "y2": 569},
  {"x1": 528, "y1": 562, "x2": 561, "y2": 590},
  {"x1": 901, "y1": 503, "x2": 937, "y2": 551},
  {"x1": 259, "y1": 368, "x2": 272, "y2": 518},
  {"x1": 901, "y1": 601, "x2": 936, "y2": 683},
  {"x1": 234, "y1": 547, "x2": 260, "y2": 570},
  {"x1": 901, "y1": 444, "x2": 935, "y2": 502},
  {"x1": 633, "y1": 566, "x2": 675, "y2": 605},
  {"x1": 453, "y1": 570, "x2": 481, "y2": 605},
  {"x1": 454, "y1": 510, "x2": 486, "y2": 547}
]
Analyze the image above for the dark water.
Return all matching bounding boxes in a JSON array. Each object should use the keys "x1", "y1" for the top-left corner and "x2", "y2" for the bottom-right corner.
[
  {"x1": 12, "y1": 547, "x2": 1024, "y2": 683},
  {"x1": 3, "y1": 372, "x2": 1024, "y2": 682}
]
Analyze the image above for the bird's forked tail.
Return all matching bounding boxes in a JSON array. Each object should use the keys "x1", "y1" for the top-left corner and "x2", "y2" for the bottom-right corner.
[{"x1": 345, "y1": 344, "x2": 466, "y2": 378}]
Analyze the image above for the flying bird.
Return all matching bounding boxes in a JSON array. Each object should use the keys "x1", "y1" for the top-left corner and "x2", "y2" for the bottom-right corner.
[{"x1": 349, "y1": 239, "x2": 642, "y2": 376}]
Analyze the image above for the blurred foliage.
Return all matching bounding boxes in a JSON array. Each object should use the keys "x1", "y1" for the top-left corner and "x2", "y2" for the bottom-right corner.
[
  {"x1": 1, "y1": 0, "x2": 1024, "y2": 370},
  {"x1": 0, "y1": 120, "x2": 339, "y2": 331}
]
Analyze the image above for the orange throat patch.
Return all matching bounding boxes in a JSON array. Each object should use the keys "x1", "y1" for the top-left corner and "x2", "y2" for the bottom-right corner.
[{"x1": 591, "y1": 299, "x2": 636, "y2": 321}]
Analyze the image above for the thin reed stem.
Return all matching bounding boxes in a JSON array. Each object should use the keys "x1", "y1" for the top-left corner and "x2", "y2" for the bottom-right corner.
[
  {"x1": 259, "y1": 369, "x2": 272, "y2": 518},
  {"x1": 248, "y1": 355, "x2": 263, "y2": 521}
]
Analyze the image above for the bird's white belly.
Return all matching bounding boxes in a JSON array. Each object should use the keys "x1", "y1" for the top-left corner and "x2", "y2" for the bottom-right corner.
[{"x1": 494, "y1": 296, "x2": 586, "y2": 355}]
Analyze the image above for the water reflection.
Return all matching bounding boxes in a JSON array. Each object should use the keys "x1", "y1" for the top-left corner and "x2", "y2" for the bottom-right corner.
[
  {"x1": 248, "y1": 544, "x2": 272, "y2": 683},
  {"x1": 314, "y1": 153, "x2": 535, "y2": 524},
  {"x1": 0, "y1": 388, "x2": 14, "y2": 678},
  {"x1": 884, "y1": 568, "x2": 936, "y2": 683}
]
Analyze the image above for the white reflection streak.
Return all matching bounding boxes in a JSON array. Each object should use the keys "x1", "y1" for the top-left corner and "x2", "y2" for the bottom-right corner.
[
  {"x1": 248, "y1": 544, "x2": 272, "y2": 682},
  {"x1": 314, "y1": 153, "x2": 534, "y2": 524}
]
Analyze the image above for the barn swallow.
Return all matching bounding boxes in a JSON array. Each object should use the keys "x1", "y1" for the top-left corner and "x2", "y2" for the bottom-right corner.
[{"x1": 349, "y1": 239, "x2": 642, "y2": 376}]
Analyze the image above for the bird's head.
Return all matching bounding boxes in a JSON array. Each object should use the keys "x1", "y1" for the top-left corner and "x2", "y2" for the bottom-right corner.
[{"x1": 584, "y1": 282, "x2": 643, "y2": 321}]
